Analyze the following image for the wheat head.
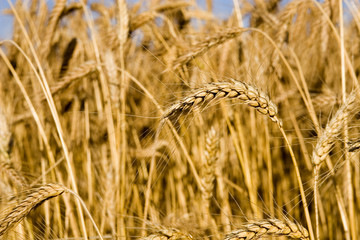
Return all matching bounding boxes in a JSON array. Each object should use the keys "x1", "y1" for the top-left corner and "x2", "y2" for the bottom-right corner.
[
  {"x1": 163, "y1": 79, "x2": 280, "y2": 125},
  {"x1": 0, "y1": 159, "x2": 28, "y2": 188},
  {"x1": 142, "y1": 228, "x2": 193, "y2": 240},
  {"x1": 225, "y1": 219, "x2": 309, "y2": 240},
  {"x1": 0, "y1": 183, "x2": 67, "y2": 237},
  {"x1": 312, "y1": 90, "x2": 357, "y2": 166},
  {"x1": 172, "y1": 28, "x2": 245, "y2": 69}
]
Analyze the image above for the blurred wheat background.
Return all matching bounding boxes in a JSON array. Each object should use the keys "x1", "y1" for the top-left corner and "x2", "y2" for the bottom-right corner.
[{"x1": 0, "y1": 0, "x2": 360, "y2": 239}]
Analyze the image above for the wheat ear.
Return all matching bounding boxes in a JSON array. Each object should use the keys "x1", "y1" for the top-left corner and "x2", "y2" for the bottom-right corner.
[
  {"x1": 225, "y1": 219, "x2": 309, "y2": 240},
  {"x1": 47, "y1": 61, "x2": 98, "y2": 98},
  {"x1": 200, "y1": 127, "x2": 219, "y2": 236},
  {"x1": 163, "y1": 79, "x2": 280, "y2": 125},
  {"x1": 172, "y1": 28, "x2": 245, "y2": 69},
  {"x1": 312, "y1": 90, "x2": 357, "y2": 167},
  {"x1": 0, "y1": 183, "x2": 104, "y2": 240},
  {"x1": 201, "y1": 127, "x2": 218, "y2": 202},
  {"x1": 0, "y1": 107, "x2": 11, "y2": 155},
  {"x1": 312, "y1": 91, "x2": 357, "y2": 240},
  {"x1": 130, "y1": 2, "x2": 192, "y2": 32},
  {"x1": 0, "y1": 159, "x2": 28, "y2": 188},
  {"x1": 40, "y1": 0, "x2": 67, "y2": 58},
  {"x1": 0, "y1": 183, "x2": 66, "y2": 237},
  {"x1": 141, "y1": 228, "x2": 193, "y2": 240}
]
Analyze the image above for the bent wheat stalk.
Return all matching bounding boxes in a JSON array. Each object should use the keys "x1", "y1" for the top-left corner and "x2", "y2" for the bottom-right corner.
[
  {"x1": 163, "y1": 79, "x2": 314, "y2": 240},
  {"x1": 312, "y1": 90, "x2": 357, "y2": 240},
  {"x1": 225, "y1": 219, "x2": 309, "y2": 240}
]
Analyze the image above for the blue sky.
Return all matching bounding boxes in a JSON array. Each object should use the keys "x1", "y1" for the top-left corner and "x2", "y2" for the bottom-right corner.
[
  {"x1": 0, "y1": 0, "x2": 235, "y2": 40},
  {"x1": 0, "y1": 0, "x2": 14, "y2": 40}
]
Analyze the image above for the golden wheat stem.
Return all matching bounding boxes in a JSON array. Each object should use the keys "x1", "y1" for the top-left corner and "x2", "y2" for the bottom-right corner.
[
  {"x1": 79, "y1": 0, "x2": 121, "y2": 235},
  {"x1": 66, "y1": 189, "x2": 104, "y2": 240},
  {"x1": 223, "y1": 108, "x2": 259, "y2": 217},
  {"x1": 339, "y1": 0, "x2": 356, "y2": 238},
  {"x1": 277, "y1": 125, "x2": 313, "y2": 240},
  {"x1": 311, "y1": 92, "x2": 357, "y2": 240},
  {"x1": 117, "y1": 0, "x2": 129, "y2": 236},
  {"x1": 314, "y1": 165, "x2": 320, "y2": 240},
  {"x1": 233, "y1": 0, "x2": 244, "y2": 27}
]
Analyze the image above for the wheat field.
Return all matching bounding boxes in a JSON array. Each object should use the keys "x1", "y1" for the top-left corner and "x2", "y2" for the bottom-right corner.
[{"x1": 0, "y1": 0, "x2": 360, "y2": 239}]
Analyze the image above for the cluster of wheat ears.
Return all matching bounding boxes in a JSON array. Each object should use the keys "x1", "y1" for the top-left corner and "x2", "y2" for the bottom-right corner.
[{"x1": 0, "y1": 0, "x2": 360, "y2": 239}]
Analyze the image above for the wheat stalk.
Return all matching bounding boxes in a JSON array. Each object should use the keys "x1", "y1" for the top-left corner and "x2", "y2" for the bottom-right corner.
[
  {"x1": 312, "y1": 90, "x2": 357, "y2": 240},
  {"x1": 163, "y1": 79, "x2": 280, "y2": 124},
  {"x1": 104, "y1": 50, "x2": 120, "y2": 107},
  {"x1": 225, "y1": 219, "x2": 309, "y2": 240}
]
